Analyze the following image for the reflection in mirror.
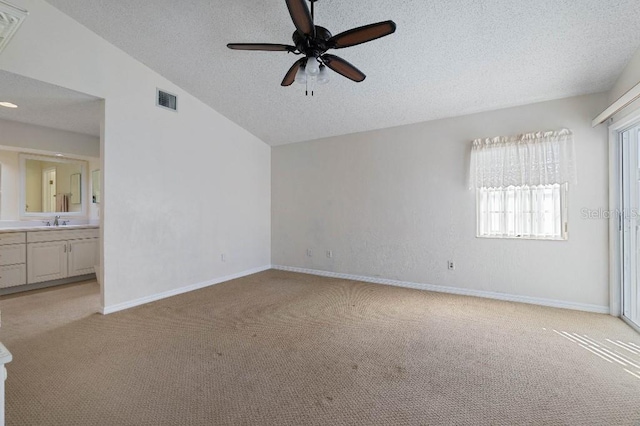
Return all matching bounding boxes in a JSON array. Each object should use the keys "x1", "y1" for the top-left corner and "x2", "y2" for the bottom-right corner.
[
  {"x1": 70, "y1": 173, "x2": 81, "y2": 204},
  {"x1": 21, "y1": 154, "x2": 87, "y2": 216},
  {"x1": 91, "y1": 169, "x2": 100, "y2": 204}
]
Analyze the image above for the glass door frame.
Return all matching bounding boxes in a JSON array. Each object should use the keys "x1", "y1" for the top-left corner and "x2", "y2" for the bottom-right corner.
[{"x1": 611, "y1": 109, "x2": 640, "y2": 333}]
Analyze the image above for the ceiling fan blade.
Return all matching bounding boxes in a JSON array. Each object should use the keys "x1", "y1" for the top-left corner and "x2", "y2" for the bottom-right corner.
[
  {"x1": 285, "y1": 0, "x2": 314, "y2": 36},
  {"x1": 227, "y1": 43, "x2": 296, "y2": 52},
  {"x1": 321, "y1": 54, "x2": 366, "y2": 82},
  {"x1": 281, "y1": 58, "x2": 306, "y2": 86},
  {"x1": 328, "y1": 20, "x2": 397, "y2": 49}
]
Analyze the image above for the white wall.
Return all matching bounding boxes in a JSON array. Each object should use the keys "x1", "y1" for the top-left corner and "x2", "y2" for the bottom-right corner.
[
  {"x1": 0, "y1": 118, "x2": 99, "y2": 157},
  {"x1": 0, "y1": 0, "x2": 271, "y2": 310},
  {"x1": 24, "y1": 156, "x2": 41, "y2": 213},
  {"x1": 609, "y1": 47, "x2": 640, "y2": 102},
  {"x1": 272, "y1": 93, "x2": 610, "y2": 310},
  {"x1": 0, "y1": 150, "x2": 21, "y2": 220},
  {"x1": 609, "y1": 47, "x2": 640, "y2": 122}
]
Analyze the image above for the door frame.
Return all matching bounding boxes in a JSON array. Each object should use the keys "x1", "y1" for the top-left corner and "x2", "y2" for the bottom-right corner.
[
  {"x1": 42, "y1": 167, "x2": 56, "y2": 213},
  {"x1": 609, "y1": 109, "x2": 640, "y2": 332}
]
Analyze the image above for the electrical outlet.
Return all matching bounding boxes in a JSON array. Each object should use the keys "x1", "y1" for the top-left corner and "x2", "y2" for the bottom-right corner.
[
  {"x1": 447, "y1": 260, "x2": 454, "y2": 270},
  {"x1": 307, "y1": 249, "x2": 313, "y2": 257},
  {"x1": 326, "y1": 250, "x2": 333, "y2": 258},
  {"x1": 221, "y1": 253, "x2": 226, "y2": 262}
]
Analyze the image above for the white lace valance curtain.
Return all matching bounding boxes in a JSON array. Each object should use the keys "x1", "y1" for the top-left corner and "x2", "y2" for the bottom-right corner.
[{"x1": 469, "y1": 129, "x2": 577, "y2": 189}]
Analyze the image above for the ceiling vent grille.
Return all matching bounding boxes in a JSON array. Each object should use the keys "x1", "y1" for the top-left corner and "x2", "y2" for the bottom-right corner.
[
  {"x1": 156, "y1": 89, "x2": 177, "y2": 112},
  {"x1": 0, "y1": 1, "x2": 27, "y2": 55}
]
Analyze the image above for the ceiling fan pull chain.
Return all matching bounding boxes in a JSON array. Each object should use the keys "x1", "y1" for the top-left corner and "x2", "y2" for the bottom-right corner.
[{"x1": 305, "y1": 71, "x2": 316, "y2": 96}]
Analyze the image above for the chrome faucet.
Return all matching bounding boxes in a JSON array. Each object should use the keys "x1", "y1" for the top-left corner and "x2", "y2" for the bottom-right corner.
[{"x1": 53, "y1": 215, "x2": 60, "y2": 226}]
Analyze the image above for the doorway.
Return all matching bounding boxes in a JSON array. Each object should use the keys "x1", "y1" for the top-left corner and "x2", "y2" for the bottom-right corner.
[
  {"x1": 0, "y1": 69, "x2": 104, "y2": 313},
  {"x1": 42, "y1": 167, "x2": 56, "y2": 213}
]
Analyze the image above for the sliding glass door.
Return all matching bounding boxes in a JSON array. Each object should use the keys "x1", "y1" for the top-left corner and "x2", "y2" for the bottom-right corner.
[{"x1": 621, "y1": 123, "x2": 640, "y2": 329}]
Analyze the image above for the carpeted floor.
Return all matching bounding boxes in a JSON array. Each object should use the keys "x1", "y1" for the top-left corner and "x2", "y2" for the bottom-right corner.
[{"x1": 1, "y1": 270, "x2": 640, "y2": 425}]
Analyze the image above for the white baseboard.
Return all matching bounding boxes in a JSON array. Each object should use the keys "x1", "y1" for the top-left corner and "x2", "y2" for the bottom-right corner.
[
  {"x1": 101, "y1": 265, "x2": 272, "y2": 315},
  {"x1": 272, "y1": 265, "x2": 610, "y2": 314}
]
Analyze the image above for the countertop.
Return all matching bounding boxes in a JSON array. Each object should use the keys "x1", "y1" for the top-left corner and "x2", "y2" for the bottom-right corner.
[{"x1": 0, "y1": 224, "x2": 99, "y2": 233}]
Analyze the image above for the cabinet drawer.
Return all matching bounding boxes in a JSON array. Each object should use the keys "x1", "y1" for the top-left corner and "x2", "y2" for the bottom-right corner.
[
  {"x1": 27, "y1": 228, "x2": 99, "y2": 243},
  {"x1": 0, "y1": 244, "x2": 25, "y2": 266},
  {"x1": 0, "y1": 232, "x2": 26, "y2": 246},
  {"x1": 0, "y1": 264, "x2": 26, "y2": 288}
]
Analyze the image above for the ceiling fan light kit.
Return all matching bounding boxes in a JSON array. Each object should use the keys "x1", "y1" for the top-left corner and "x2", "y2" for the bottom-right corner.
[{"x1": 227, "y1": 0, "x2": 396, "y2": 96}]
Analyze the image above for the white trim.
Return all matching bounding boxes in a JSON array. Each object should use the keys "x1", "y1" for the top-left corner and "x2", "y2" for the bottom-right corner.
[
  {"x1": 608, "y1": 111, "x2": 640, "y2": 318},
  {"x1": 622, "y1": 315, "x2": 640, "y2": 334},
  {"x1": 101, "y1": 265, "x2": 271, "y2": 315},
  {"x1": 272, "y1": 265, "x2": 610, "y2": 314},
  {"x1": 609, "y1": 124, "x2": 623, "y2": 317},
  {"x1": 593, "y1": 81, "x2": 640, "y2": 127},
  {"x1": 610, "y1": 106, "x2": 640, "y2": 131}
]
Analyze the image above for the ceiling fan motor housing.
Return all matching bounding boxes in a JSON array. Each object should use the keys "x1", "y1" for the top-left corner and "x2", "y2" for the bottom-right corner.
[{"x1": 292, "y1": 26, "x2": 332, "y2": 58}]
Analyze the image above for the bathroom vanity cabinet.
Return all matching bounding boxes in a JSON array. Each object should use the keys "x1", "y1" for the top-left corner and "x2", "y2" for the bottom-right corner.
[
  {"x1": 27, "y1": 228, "x2": 99, "y2": 283},
  {"x1": 0, "y1": 226, "x2": 99, "y2": 293},
  {"x1": 0, "y1": 233, "x2": 27, "y2": 289}
]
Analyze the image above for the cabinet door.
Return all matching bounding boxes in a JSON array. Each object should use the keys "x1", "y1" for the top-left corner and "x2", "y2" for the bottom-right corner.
[
  {"x1": 27, "y1": 241, "x2": 68, "y2": 284},
  {"x1": 68, "y1": 239, "x2": 98, "y2": 277}
]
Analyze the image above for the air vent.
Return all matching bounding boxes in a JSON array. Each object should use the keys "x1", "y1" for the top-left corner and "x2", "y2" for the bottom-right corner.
[
  {"x1": 0, "y1": 1, "x2": 28, "y2": 55},
  {"x1": 156, "y1": 89, "x2": 177, "y2": 112}
]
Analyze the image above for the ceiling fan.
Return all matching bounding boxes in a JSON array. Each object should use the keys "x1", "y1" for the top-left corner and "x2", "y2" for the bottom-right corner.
[{"x1": 227, "y1": 0, "x2": 396, "y2": 94}]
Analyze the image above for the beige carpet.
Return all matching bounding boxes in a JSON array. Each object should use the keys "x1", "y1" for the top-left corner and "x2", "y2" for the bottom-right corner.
[{"x1": 1, "y1": 270, "x2": 640, "y2": 425}]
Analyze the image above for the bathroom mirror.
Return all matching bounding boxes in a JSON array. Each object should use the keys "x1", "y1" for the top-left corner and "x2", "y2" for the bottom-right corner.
[
  {"x1": 91, "y1": 169, "x2": 100, "y2": 204},
  {"x1": 20, "y1": 154, "x2": 88, "y2": 217}
]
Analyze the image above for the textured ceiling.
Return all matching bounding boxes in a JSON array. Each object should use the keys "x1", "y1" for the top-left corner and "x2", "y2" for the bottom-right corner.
[
  {"x1": 0, "y1": 70, "x2": 101, "y2": 136},
  {"x1": 46, "y1": 0, "x2": 640, "y2": 145}
]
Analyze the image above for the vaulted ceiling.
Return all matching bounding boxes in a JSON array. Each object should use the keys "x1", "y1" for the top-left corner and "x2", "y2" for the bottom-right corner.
[{"x1": 46, "y1": 0, "x2": 640, "y2": 145}]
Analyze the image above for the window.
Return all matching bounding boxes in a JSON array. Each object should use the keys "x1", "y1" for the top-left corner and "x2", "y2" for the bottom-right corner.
[
  {"x1": 476, "y1": 184, "x2": 568, "y2": 240},
  {"x1": 469, "y1": 129, "x2": 576, "y2": 241}
]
